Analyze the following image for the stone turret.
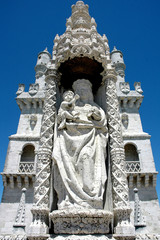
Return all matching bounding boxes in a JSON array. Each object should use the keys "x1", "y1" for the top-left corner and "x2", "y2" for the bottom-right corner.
[
  {"x1": 111, "y1": 46, "x2": 126, "y2": 82},
  {"x1": 35, "y1": 48, "x2": 51, "y2": 79}
]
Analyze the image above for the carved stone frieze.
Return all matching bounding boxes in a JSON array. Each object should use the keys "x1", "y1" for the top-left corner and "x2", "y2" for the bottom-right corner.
[
  {"x1": 48, "y1": 235, "x2": 116, "y2": 240},
  {"x1": 1, "y1": 173, "x2": 35, "y2": 188},
  {"x1": 50, "y1": 209, "x2": 113, "y2": 234},
  {"x1": 0, "y1": 236, "x2": 27, "y2": 240},
  {"x1": 136, "y1": 234, "x2": 160, "y2": 240},
  {"x1": 1, "y1": 235, "x2": 160, "y2": 240}
]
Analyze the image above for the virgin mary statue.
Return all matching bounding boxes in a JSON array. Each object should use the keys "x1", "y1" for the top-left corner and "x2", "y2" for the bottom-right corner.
[{"x1": 52, "y1": 79, "x2": 108, "y2": 210}]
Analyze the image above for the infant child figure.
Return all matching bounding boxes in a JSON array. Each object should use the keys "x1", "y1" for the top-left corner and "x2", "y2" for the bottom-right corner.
[{"x1": 58, "y1": 90, "x2": 80, "y2": 130}]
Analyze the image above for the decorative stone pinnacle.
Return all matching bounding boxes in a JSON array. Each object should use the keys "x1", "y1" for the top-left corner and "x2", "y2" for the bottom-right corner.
[
  {"x1": 134, "y1": 188, "x2": 146, "y2": 227},
  {"x1": 134, "y1": 188, "x2": 138, "y2": 193},
  {"x1": 44, "y1": 47, "x2": 48, "y2": 52},
  {"x1": 113, "y1": 46, "x2": 117, "y2": 51},
  {"x1": 22, "y1": 188, "x2": 26, "y2": 192},
  {"x1": 13, "y1": 188, "x2": 26, "y2": 228}
]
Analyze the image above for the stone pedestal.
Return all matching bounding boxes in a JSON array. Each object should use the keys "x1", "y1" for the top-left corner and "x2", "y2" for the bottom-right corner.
[{"x1": 50, "y1": 209, "x2": 113, "y2": 234}]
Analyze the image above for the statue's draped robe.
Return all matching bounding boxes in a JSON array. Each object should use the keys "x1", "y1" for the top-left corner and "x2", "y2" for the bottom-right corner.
[{"x1": 52, "y1": 103, "x2": 108, "y2": 209}]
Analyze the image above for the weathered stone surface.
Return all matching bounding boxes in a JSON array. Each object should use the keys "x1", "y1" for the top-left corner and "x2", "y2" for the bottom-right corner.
[
  {"x1": 53, "y1": 79, "x2": 108, "y2": 211},
  {"x1": 0, "y1": 1, "x2": 160, "y2": 239},
  {"x1": 50, "y1": 209, "x2": 113, "y2": 234}
]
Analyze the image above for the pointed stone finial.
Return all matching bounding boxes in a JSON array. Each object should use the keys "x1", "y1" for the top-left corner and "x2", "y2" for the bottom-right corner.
[
  {"x1": 112, "y1": 46, "x2": 117, "y2": 52},
  {"x1": 13, "y1": 188, "x2": 26, "y2": 230},
  {"x1": 44, "y1": 47, "x2": 48, "y2": 52},
  {"x1": 134, "y1": 188, "x2": 146, "y2": 228}
]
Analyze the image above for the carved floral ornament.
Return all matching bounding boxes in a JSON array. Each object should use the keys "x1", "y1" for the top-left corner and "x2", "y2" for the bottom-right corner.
[
  {"x1": 53, "y1": 1, "x2": 110, "y2": 69},
  {"x1": 16, "y1": 84, "x2": 25, "y2": 96},
  {"x1": 30, "y1": 114, "x2": 37, "y2": 128},
  {"x1": 121, "y1": 113, "x2": 129, "y2": 128},
  {"x1": 119, "y1": 82, "x2": 130, "y2": 94},
  {"x1": 29, "y1": 83, "x2": 39, "y2": 96},
  {"x1": 134, "y1": 82, "x2": 143, "y2": 94}
]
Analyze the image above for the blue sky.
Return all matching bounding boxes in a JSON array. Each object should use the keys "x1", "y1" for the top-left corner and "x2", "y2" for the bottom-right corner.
[{"x1": 0, "y1": 0, "x2": 160, "y2": 202}]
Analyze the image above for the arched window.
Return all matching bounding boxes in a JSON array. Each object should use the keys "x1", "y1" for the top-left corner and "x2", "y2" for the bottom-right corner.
[
  {"x1": 125, "y1": 144, "x2": 139, "y2": 162},
  {"x1": 21, "y1": 145, "x2": 35, "y2": 162},
  {"x1": 125, "y1": 144, "x2": 141, "y2": 172},
  {"x1": 19, "y1": 145, "x2": 35, "y2": 173}
]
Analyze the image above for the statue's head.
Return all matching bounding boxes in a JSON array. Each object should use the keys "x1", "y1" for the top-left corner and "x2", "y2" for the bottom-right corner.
[
  {"x1": 63, "y1": 90, "x2": 74, "y2": 102},
  {"x1": 72, "y1": 79, "x2": 93, "y2": 102}
]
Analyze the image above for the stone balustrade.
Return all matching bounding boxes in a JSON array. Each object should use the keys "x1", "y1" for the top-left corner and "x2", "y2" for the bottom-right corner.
[
  {"x1": 126, "y1": 161, "x2": 141, "y2": 173},
  {"x1": 18, "y1": 162, "x2": 35, "y2": 173}
]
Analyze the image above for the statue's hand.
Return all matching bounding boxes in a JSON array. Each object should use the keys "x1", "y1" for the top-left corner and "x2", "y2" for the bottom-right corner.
[
  {"x1": 89, "y1": 107, "x2": 101, "y2": 121},
  {"x1": 75, "y1": 94, "x2": 80, "y2": 100}
]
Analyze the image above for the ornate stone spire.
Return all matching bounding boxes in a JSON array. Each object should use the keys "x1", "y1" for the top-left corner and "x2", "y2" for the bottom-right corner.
[{"x1": 53, "y1": 1, "x2": 110, "y2": 69}]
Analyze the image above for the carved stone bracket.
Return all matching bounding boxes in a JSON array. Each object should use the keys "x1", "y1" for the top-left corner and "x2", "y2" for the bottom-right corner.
[
  {"x1": 113, "y1": 208, "x2": 135, "y2": 239},
  {"x1": 29, "y1": 207, "x2": 50, "y2": 236}
]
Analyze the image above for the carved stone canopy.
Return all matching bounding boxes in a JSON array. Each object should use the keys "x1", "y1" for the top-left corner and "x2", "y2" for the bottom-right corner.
[{"x1": 53, "y1": 1, "x2": 111, "y2": 91}]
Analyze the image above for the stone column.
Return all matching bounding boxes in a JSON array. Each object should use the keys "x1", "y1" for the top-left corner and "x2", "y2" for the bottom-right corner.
[
  {"x1": 28, "y1": 67, "x2": 57, "y2": 238},
  {"x1": 103, "y1": 69, "x2": 135, "y2": 239}
]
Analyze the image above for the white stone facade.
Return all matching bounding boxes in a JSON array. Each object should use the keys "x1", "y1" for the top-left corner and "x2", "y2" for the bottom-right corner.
[{"x1": 0, "y1": 1, "x2": 159, "y2": 240}]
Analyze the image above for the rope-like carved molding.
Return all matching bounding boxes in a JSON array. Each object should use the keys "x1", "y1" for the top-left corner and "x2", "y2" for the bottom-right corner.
[
  {"x1": 29, "y1": 69, "x2": 57, "y2": 236},
  {"x1": 104, "y1": 72, "x2": 130, "y2": 209},
  {"x1": 34, "y1": 151, "x2": 51, "y2": 208},
  {"x1": 39, "y1": 70, "x2": 57, "y2": 151},
  {"x1": 0, "y1": 236, "x2": 27, "y2": 240},
  {"x1": 33, "y1": 69, "x2": 57, "y2": 209}
]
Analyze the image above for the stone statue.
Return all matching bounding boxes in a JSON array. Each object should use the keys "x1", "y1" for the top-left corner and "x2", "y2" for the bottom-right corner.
[
  {"x1": 52, "y1": 79, "x2": 108, "y2": 210},
  {"x1": 57, "y1": 90, "x2": 80, "y2": 130}
]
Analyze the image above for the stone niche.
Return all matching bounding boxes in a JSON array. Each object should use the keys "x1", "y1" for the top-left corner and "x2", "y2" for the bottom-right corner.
[
  {"x1": 58, "y1": 56, "x2": 104, "y2": 93},
  {"x1": 48, "y1": 52, "x2": 115, "y2": 234}
]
